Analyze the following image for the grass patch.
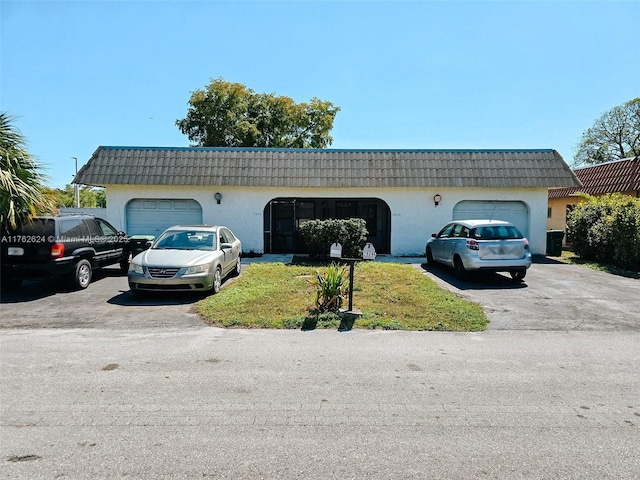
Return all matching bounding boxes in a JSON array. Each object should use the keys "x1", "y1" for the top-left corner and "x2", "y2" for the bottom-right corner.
[
  {"x1": 196, "y1": 262, "x2": 488, "y2": 331},
  {"x1": 559, "y1": 251, "x2": 640, "y2": 279}
]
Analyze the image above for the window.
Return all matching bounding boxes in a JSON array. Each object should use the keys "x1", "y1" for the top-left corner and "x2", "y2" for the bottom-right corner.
[
  {"x1": 473, "y1": 225, "x2": 523, "y2": 240},
  {"x1": 438, "y1": 224, "x2": 455, "y2": 238},
  {"x1": 59, "y1": 219, "x2": 88, "y2": 239},
  {"x1": 97, "y1": 218, "x2": 118, "y2": 236},
  {"x1": 547, "y1": 207, "x2": 552, "y2": 219}
]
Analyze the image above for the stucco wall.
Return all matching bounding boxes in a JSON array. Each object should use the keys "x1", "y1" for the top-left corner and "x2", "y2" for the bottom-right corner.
[
  {"x1": 104, "y1": 185, "x2": 550, "y2": 256},
  {"x1": 547, "y1": 196, "x2": 583, "y2": 234}
]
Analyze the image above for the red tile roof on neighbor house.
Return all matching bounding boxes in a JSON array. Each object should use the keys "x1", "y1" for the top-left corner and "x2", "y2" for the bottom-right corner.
[{"x1": 548, "y1": 156, "x2": 640, "y2": 198}]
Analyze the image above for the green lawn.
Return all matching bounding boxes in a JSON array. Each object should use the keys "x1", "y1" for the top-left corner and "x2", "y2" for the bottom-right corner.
[{"x1": 196, "y1": 262, "x2": 488, "y2": 331}]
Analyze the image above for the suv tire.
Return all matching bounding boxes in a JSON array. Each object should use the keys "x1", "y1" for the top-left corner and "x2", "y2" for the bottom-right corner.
[
  {"x1": 72, "y1": 259, "x2": 93, "y2": 290},
  {"x1": 119, "y1": 256, "x2": 130, "y2": 274}
]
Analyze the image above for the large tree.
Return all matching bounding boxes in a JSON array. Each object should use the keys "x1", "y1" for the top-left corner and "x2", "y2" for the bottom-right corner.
[
  {"x1": 0, "y1": 113, "x2": 55, "y2": 230},
  {"x1": 51, "y1": 184, "x2": 106, "y2": 208},
  {"x1": 573, "y1": 98, "x2": 640, "y2": 166},
  {"x1": 176, "y1": 78, "x2": 340, "y2": 148}
]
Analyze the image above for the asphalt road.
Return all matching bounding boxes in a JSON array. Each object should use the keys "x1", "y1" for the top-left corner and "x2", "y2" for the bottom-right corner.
[{"x1": 1, "y1": 260, "x2": 639, "y2": 479}]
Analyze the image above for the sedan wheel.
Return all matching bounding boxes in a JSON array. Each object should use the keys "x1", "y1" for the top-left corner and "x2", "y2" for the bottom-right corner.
[
  {"x1": 212, "y1": 267, "x2": 222, "y2": 294},
  {"x1": 232, "y1": 257, "x2": 241, "y2": 276}
]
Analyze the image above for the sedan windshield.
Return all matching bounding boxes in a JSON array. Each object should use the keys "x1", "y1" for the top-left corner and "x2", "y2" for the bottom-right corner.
[{"x1": 153, "y1": 230, "x2": 217, "y2": 251}]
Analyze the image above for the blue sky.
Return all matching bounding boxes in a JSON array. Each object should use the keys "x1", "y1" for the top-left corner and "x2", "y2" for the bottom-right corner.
[{"x1": 2, "y1": 0, "x2": 638, "y2": 188}]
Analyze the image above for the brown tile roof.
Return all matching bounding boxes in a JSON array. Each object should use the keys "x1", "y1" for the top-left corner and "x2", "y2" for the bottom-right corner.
[
  {"x1": 548, "y1": 156, "x2": 640, "y2": 198},
  {"x1": 75, "y1": 147, "x2": 581, "y2": 189}
]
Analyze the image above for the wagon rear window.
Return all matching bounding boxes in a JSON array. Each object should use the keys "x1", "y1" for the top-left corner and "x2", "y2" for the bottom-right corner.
[{"x1": 473, "y1": 225, "x2": 523, "y2": 240}]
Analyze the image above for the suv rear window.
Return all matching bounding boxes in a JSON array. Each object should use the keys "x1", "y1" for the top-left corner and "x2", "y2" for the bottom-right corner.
[
  {"x1": 58, "y1": 218, "x2": 88, "y2": 239},
  {"x1": 472, "y1": 225, "x2": 523, "y2": 240}
]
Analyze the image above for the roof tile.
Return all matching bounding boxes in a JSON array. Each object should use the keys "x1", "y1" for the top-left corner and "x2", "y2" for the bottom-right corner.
[
  {"x1": 74, "y1": 147, "x2": 581, "y2": 189},
  {"x1": 549, "y1": 156, "x2": 639, "y2": 198}
]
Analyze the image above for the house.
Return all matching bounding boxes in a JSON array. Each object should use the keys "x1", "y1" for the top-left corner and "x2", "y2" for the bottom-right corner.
[
  {"x1": 74, "y1": 147, "x2": 580, "y2": 256},
  {"x1": 547, "y1": 156, "x2": 640, "y2": 241}
]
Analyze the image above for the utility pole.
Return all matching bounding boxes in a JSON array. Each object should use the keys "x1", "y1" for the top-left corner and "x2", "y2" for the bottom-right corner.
[{"x1": 71, "y1": 157, "x2": 79, "y2": 208}]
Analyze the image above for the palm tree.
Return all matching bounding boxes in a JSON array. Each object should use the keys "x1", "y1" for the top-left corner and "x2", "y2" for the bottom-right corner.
[{"x1": 0, "y1": 112, "x2": 56, "y2": 231}]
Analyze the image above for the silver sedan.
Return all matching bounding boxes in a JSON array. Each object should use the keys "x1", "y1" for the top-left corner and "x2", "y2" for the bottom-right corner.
[
  {"x1": 128, "y1": 225, "x2": 241, "y2": 294},
  {"x1": 426, "y1": 219, "x2": 532, "y2": 281}
]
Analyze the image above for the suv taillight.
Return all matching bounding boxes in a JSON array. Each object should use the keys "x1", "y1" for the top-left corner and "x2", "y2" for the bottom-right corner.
[
  {"x1": 466, "y1": 239, "x2": 479, "y2": 251},
  {"x1": 50, "y1": 243, "x2": 65, "y2": 258}
]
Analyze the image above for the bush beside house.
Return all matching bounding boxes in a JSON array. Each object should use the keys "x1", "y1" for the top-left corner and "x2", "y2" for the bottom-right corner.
[
  {"x1": 298, "y1": 218, "x2": 368, "y2": 258},
  {"x1": 567, "y1": 194, "x2": 640, "y2": 270}
]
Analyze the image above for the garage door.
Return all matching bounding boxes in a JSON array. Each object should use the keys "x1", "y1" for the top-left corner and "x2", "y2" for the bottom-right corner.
[
  {"x1": 453, "y1": 201, "x2": 529, "y2": 238},
  {"x1": 126, "y1": 199, "x2": 203, "y2": 236}
]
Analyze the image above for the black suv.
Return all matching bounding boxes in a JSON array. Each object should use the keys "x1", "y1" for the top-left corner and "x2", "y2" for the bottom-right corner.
[{"x1": 1, "y1": 214, "x2": 130, "y2": 290}]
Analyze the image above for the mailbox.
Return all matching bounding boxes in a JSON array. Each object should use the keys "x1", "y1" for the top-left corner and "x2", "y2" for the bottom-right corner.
[
  {"x1": 330, "y1": 242, "x2": 343, "y2": 258},
  {"x1": 362, "y1": 242, "x2": 376, "y2": 260}
]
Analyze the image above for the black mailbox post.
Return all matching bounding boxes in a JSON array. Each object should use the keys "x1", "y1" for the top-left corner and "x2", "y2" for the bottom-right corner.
[{"x1": 329, "y1": 242, "x2": 376, "y2": 314}]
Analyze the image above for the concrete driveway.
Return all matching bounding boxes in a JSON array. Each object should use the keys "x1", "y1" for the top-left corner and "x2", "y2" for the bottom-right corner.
[
  {"x1": 1, "y1": 257, "x2": 637, "y2": 331},
  {"x1": 417, "y1": 257, "x2": 640, "y2": 331}
]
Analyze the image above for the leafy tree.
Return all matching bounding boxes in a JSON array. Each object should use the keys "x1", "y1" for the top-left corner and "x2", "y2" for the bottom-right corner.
[
  {"x1": 176, "y1": 78, "x2": 340, "y2": 148},
  {"x1": 52, "y1": 184, "x2": 106, "y2": 208},
  {"x1": 573, "y1": 98, "x2": 640, "y2": 166},
  {"x1": 0, "y1": 112, "x2": 56, "y2": 230}
]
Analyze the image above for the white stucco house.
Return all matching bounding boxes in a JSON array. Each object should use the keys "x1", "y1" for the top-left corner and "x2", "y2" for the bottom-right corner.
[{"x1": 73, "y1": 147, "x2": 580, "y2": 256}]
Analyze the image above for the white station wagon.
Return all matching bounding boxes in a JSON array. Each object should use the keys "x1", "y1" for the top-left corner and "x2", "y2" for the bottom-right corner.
[{"x1": 426, "y1": 219, "x2": 532, "y2": 281}]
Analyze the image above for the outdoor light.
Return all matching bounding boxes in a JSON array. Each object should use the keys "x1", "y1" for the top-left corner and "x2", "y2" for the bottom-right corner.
[
  {"x1": 433, "y1": 194, "x2": 442, "y2": 206},
  {"x1": 214, "y1": 192, "x2": 222, "y2": 204}
]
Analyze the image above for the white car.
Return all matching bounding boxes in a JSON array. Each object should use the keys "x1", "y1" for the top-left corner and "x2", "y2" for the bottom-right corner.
[
  {"x1": 128, "y1": 225, "x2": 241, "y2": 294},
  {"x1": 426, "y1": 219, "x2": 532, "y2": 281}
]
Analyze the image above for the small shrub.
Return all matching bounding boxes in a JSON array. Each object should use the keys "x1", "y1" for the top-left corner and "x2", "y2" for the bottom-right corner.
[{"x1": 308, "y1": 262, "x2": 349, "y2": 312}]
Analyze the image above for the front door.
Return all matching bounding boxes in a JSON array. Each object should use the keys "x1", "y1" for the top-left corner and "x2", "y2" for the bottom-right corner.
[
  {"x1": 270, "y1": 201, "x2": 295, "y2": 253},
  {"x1": 264, "y1": 197, "x2": 391, "y2": 254}
]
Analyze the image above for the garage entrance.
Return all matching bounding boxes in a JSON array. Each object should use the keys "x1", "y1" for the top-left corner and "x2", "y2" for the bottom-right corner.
[
  {"x1": 263, "y1": 197, "x2": 391, "y2": 254},
  {"x1": 453, "y1": 200, "x2": 530, "y2": 238},
  {"x1": 126, "y1": 199, "x2": 203, "y2": 236}
]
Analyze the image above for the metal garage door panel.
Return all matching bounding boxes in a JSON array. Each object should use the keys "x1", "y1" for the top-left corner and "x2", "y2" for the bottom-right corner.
[
  {"x1": 126, "y1": 199, "x2": 203, "y2": 236},
  {"x1": 453, "y1": 201, "x2": 529, "y2": 238}
]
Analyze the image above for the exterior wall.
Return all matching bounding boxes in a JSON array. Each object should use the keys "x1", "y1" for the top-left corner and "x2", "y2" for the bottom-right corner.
[
  {"x1": 105, "y1": 185, "x2": 550, "y2": 256},
  {"x1": 547, "y1": 196, "x2": 583, "y2": 233}
]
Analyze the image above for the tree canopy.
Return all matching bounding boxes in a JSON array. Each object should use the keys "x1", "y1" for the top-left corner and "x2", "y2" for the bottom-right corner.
[
  {"x1": 47, "y1": 185, "x2": 106, "y2": 208},
  {"x1": 0, "y1": 112, "x2": 55, "y2": 230},
  {"x1": 176, "y1": 78, "x2": 340, "y2": 148},
  {"x1": 573, "y1": 98, "x2": 640, "y2": 166}
]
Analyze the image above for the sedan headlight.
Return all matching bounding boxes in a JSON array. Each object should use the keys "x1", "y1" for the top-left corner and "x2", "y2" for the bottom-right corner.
[
  {"x1": 129, "y1": 263, "x2": 144, "y2": 274},
  {"x1": 185, "y1": 264, "x2": 210, "y2": 275}
]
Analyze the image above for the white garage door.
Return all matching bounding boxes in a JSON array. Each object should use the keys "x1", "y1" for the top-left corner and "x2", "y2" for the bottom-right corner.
[
  {"x1": 453, "y1": 201, "x2": 529, "y2": 238},
  {"x1": 126, "y1": 199, "x2": 203, "y2": 236}
]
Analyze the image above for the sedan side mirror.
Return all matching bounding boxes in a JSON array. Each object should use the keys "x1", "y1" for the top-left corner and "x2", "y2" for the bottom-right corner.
[
  {"x1": 431, "y1": 233, "x2": 437, "y2": 238},
  {"x1": 221, "y1": 243, "x2": 232, "y2": 250}
]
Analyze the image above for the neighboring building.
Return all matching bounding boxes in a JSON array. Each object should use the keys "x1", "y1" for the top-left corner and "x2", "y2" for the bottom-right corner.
[
  {"x1": 548, "y1": 156, "x2": 640, "y2": 240},
  {"x1": 74, "y1": 147, "x2": 580, "y2": 256}
]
